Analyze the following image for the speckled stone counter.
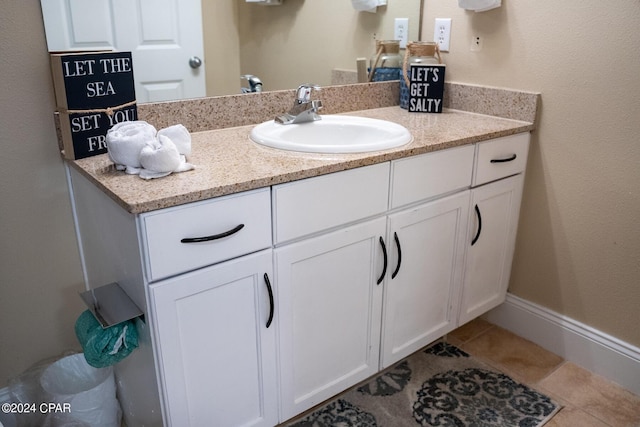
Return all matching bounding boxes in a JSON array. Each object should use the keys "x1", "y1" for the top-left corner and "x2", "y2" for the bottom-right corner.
[{"x1": 69, "y1": 104, "x2": 536, "y2": 214}]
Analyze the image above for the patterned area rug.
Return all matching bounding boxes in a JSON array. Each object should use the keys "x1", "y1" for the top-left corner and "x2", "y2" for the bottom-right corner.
[{"x1": 287, "y1": 342, "x2": 561, "y2": 427}]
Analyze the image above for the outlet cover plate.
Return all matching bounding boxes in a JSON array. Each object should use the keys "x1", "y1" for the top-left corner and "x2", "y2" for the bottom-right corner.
[
  {"x1": 394, "y1": 18, "x2": 409, "y2": 49},
  {"x1": 434, "y1": 18, "x2": 451, "y2": 52},
  {"x1": 470, "y1": 35, "x2": 483, "y2": 52}
]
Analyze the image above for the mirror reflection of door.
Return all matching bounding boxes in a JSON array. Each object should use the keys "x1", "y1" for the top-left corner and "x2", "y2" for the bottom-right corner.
[{"x1": 41, "y1": 0, "x2": 206, "y2": 102}]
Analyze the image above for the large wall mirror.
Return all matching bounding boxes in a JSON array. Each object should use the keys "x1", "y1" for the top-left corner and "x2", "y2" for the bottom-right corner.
[{"x1": 41, "y1": 0, "x2": 423, "y2": 103}]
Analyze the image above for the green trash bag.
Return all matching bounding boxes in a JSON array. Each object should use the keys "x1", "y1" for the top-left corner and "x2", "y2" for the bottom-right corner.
[{"x1": 75, "y1": 310, "x2": 138, "y2": 368}]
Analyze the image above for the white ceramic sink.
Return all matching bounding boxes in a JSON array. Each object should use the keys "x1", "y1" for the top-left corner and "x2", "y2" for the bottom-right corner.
[{"x1": 250, "y1": 115, "x2": 412, "y2": 153}]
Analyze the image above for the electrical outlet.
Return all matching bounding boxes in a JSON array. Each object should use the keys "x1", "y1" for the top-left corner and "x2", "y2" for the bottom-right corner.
[
  {"x1": 434, "y1": 18, "x2": 451, "y2": 52},
  {"x1": 470, "y1": 35, "x2": 482, "y2": 51},
  {"x1": 394, "y1": 18, "x2": 409, "y2": 49}
]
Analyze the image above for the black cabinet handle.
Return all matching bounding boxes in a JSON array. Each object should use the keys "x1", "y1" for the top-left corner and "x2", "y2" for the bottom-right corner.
[
  {"x1": 391, "y1": 232, "x2": 402, "y2": 279},
  {"x1": 377, "y1": 237, "x2": 387, "y2": 285},
  {"x1": 471, "y1": 204, "x2": 482, "y2": 246},
  {"x1": 264, "y1": 273, "x2": 274, "y2": 329},
  {"x1": 180, "y1": 224, "x2": 245, "y2": 243},
  {"x1": 490, "y1": 154, "x2": 517, "y2": 163}
]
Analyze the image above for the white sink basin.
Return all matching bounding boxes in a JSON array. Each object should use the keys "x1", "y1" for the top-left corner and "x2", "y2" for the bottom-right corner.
[{"x1": 250, "y1": 115, "x2": 412, "y2": 153}]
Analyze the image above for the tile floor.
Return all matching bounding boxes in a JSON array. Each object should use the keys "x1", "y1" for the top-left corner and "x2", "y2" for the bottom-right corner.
[{"x1": 446, "y1": 318, "x2": 640, "y2": 427}]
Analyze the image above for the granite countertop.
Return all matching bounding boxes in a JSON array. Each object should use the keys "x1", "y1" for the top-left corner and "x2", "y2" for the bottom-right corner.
[{"x1": 69, "y1": 105, "x2": 534, "y2": 214}]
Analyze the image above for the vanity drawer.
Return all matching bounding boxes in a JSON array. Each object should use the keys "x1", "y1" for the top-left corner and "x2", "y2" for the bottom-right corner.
[
  {"x1": 273, "y1": 163, "x2": 389, "y2": 244},
  {"x1": 473, "y1": 133, "x2": 530, "y2": 186},
  {"x1": 390, "y1": 145, "x2": 474, "y2": 209},
  {"x1": 141, "y1": 188, "x2": 272, "y2": 282}
]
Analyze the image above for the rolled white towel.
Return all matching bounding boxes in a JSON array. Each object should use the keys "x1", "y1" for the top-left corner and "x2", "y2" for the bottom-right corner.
[
  {"x1": 106, "y1": 121, "x2": 157, "y2": 174},
  {"x1": 139, "y1": 135, "x2": 195, "y2": 180},
  {"x1": 158, "y1": 124, "x2": 192, "y2": 158}
]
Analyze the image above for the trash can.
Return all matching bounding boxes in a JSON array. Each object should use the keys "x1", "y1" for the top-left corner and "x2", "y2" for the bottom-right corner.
[
  {"x1": 0, "y1": 411, "x2": 17, "y2": 427},
  {"x1": 39, "y1": 353, "x2": 121, "y2": 427}
]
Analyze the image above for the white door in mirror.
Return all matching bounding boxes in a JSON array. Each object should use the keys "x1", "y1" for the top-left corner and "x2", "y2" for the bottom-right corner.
[{"x1": 40, "y1": 0, "x2": 206, "y2": 102}]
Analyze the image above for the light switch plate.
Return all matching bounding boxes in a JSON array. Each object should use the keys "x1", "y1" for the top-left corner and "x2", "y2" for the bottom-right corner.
[{"x1": 434, "y1": 18, "x2": 452, "y2": 52}]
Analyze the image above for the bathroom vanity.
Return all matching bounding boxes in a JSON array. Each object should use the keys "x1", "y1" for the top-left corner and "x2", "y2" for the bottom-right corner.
[{"x1": 66, "y1": 86, "x2": 536, "y2": 426}]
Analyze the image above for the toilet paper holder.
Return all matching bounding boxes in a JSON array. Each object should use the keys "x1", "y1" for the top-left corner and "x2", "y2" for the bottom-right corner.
[{"x1": 79, "y1": 282, "x2": 143, "y2": 328}]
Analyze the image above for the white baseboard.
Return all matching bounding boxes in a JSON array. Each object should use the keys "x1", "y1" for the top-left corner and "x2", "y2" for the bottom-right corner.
[{"x1": 484, "y1": 293, "x2": 640, "y2": 395}]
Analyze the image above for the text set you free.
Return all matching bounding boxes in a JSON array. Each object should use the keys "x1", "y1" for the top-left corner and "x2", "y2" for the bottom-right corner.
[
  {"x1": 63, "y1": 56, "x2": 136, "y2": 142},
  {"x1": 51, "y1": 51, "x2": 138, "y2": 159}
]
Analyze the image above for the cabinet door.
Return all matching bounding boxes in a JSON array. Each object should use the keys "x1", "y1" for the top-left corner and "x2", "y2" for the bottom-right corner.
[
  {"x1": 459, "y1": 174, "x2": 525, "y2": 324},
  {"x1": 381, "y1": 191, "x2": 470, "y2": 368},
  {"x1": 149, "y1": 250, "x2": 277, "y2": 427},
  {"x1": 276, "y1": 218, "x2": 386, "y2": 420}
]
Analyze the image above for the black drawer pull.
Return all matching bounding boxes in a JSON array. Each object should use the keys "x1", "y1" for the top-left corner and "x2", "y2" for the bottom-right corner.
[
  {"x1": 490, "y1": 154, "x2": 517, "y2": 163},
  {"x1": 180, "y1": 224, "x2": 245, "y2": 243},
  {"x1": 391, "y1": 232, "x2": 402, "y2": 279},
  {"x1": 471, "y1": 204, "x2": 482, "y2": 246},
  {"x1": 264, "y1": 273, "x2": 274, "y2": 329},
  {"x1": 377, "y1": 237, "x2": 388, "y2": 285}
]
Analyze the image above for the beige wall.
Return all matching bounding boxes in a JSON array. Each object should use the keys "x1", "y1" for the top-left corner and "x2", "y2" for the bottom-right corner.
[
  {"x1": 202, "y1": 1, "x2": 422, "y2": 96},
  {"x1": 0, "y1": 1, "x2": 86, "y2": 387},
  {"x1": 237, "y1": 0, "x2": 421, "y2": 92},
  {"x1": 202, "y1": 0, "x2": 242, "y2": 96},
  {"x1": 422, "y1": 1, "x2": 640, "y2": 346}
]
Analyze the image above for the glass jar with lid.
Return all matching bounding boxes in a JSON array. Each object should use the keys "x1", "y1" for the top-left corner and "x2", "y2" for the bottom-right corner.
[
  {"x1": 400, "y1": 41, "x2": 442, "y2": 109},
  {"x1": 369, "y1": 40, "x2": 402, "y2": 82}
]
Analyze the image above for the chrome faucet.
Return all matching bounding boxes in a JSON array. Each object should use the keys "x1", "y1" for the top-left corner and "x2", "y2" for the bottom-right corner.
[
  {"x1": 275, "y1": 84, "x2": 323, "y2": 124},
  {"x1": 241, "y1": 74, "x2": 263, "y2": 93}
]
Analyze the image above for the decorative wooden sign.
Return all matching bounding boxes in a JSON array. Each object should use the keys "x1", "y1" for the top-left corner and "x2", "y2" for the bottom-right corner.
[
  {"x1": 408, "y1": 64, "x2": 446, "y2": 113},
  {"x1": 50, "y1": 51, "x2": 137, "y2": 159}
]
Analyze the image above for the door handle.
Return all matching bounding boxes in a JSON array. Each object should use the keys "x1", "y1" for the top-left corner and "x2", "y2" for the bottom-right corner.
[
  {"x1": 264, "y1": 273, "x2": 274, "y2": 328},
  {"x1": 471, "y1": 204, "x2": 482, "y2": 246},
  {"x1": 180, "y1": 224, "x2": 244, "y2": 243},
  {"x1": 189, "y1": 56, "x2": 203, "y2": 69},
  {"x1": 377, "y1": 237, "x2": 388, "y2": 285},
  {"x1": 490, "y1": 154, "x2": 517, "y2": 163},
  {"x1": 391, "y1": 232, "x2": 402, "y2": 279}
]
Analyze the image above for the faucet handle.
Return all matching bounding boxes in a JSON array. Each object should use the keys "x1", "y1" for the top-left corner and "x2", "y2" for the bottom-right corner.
[
  {"x1": 296, "y1": 84, "x2": 321, "y2": 103},
  {"x1": 241, "y1": 74, "x2": 263, "y2": 93}
]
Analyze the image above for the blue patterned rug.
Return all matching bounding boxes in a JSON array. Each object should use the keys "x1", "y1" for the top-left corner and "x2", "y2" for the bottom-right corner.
[{"x1": 287, "y1": 342, "x2": 560, "y2": 427}]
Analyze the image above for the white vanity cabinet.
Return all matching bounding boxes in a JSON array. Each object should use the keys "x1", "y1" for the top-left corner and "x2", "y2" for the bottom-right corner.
[
  {"x1": 272, "y1": 147, "x2": 477, "y2": 416},
  {"x1": 68, "y1": 129, "x2": 531, "y2": 427},
  {"x1": 458, "y1": 133, "x2": 530, "y2": 325},
  {"x1": 381, "y1": 191, "x2": 470, "y2": 368},
  {"x1": 275, "y1": 219, "x2": 387, "y2": 419},
  {"x1": 271, "y1": 134, "x2": 529, "y2": 418},
  {"x1": 140, "y1": 188, "x2": 272, "y2": 282},
  {"x1": 140, "y1": 189, "x2": 276, "y2": 427},
  {"x1": 67, "y1": 173, "x2": 277, "y2": 427},
  {"x1": 273, "y1": 164, "x2": 389, "y2": 419},
  {"x1": 149, "y1": 250, "x2": 278, "y2": 427},
  {"x1": 379, "y1": 145, "x2": 474, "y2": 368}
]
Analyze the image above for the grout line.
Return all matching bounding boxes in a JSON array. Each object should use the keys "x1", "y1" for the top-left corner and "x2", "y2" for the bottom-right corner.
[
  {"x1": 537, "y1": 360, "x2": 568, "y2": 384},
  {"x1": 467, "y1": 322, "x2": 495, "y2": 343}
]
